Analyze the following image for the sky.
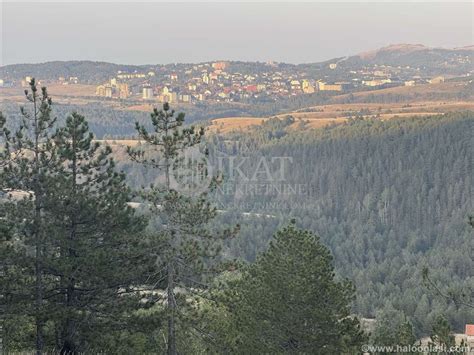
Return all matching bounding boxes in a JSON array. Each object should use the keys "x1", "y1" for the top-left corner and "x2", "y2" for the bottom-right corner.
[{"x1": 1, "y1": 1, "x2": 472, "y2": 65}]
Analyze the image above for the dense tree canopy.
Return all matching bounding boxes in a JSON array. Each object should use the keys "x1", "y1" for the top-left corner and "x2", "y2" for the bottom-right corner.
[
  {"x1": 212, "y1": 223, "x2": 367, "y2": 353},
  {"x1": 1, "y1": 80, "x2": 472, "y2": 353}
]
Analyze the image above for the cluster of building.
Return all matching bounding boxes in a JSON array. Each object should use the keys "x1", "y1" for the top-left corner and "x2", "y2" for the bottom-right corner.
[
  {"x1": 91, "y1": 60, "x2": 453, "y2": 104},
  {"x1": 2, "y1": 60, "x2": 456, "y2": 103},
  {"x1": 0, "y1": 75, "x2": 81, "y2": 88},
  {"x1": 95, "y1": 78, "x2": 130, "y2": 99},
  {"x1": 93, "y1": 62, "x2": 353, "y2": 103}
]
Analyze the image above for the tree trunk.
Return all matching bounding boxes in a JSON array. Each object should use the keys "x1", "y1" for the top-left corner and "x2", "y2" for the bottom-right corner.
[
  {"x1": 60, "y1": 125, "x2": 78, "y2": 354},
  {"x1": 167, "y1": 262, "x2": 176, "y2": 355},
  {"x1": 33, "y1": 89, "x2": 44, "y2": 355},
  {"x1": 35, "y1": 250, "x2": 43, "y2": 355}
]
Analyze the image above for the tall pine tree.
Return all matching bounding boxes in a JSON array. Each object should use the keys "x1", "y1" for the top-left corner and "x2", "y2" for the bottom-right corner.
[
  {"x1": 1, "y1": 83, "x2": 148, "y2": 353},
  {"x1": 46, "y1": 112, "x2": 147, "y2": 353},
  {"x1": 128, "y1": 103, "x2": 236, "y2": 354},
  {"x1": 0, "y1": 80, "x2": 58, "y2": 354}
]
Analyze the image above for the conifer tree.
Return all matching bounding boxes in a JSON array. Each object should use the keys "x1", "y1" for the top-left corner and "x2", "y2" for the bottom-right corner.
[
  {"x1": 1, "y1": 83, "x2": 147, "y2": 353},
  {"x1": 421, "y1": 217, "x2": 474, "y2": 310},
  {"x1": 430, "y1": 315, "x2": 455, "y2": 351},
  {"x1": 372, "y1": 313, "x2": 419, "y2": 354},
  {"x1": 128, "y1": 103, "x2": 236, "y2": 355},
  {"x1": 0, "y1": 79, "x2": 58, "y2": 354},
  {"x1": 214, "y1": 223, "x2": 366, "y2": 353},
  {"x1": 46, "y1": 112, "x2": 147, "y2": 353}
]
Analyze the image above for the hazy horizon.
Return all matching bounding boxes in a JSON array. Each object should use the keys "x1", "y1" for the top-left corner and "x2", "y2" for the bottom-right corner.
[
  {"x1": 1, "y1": 2, "x2": 473, "y2": 66},
  {"x1": 1, "y1": 42, "x2": 473, "y2": 67}
]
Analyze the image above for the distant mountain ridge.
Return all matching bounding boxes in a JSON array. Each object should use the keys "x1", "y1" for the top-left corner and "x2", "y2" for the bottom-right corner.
[
  {"x1": 0, "y1": 44, "x2": 472, "y2": 83},
  {"x1": 357, "y1": 44, "x2": 430, "y2": 60},
  {"x1": 343, "y1": 43, "x2": 472, "y2": 72},
  {"x1": 0, "y1": 61, "x2": 145, "y2": 84},
  {"x1": 454, "y1": 45, "x2": 474, "y2": 51}
]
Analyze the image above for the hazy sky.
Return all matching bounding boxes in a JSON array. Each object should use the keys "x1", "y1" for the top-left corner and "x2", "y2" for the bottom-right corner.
[{"x1": 1, "y1": 1, "x2": 472, "y2": 65}]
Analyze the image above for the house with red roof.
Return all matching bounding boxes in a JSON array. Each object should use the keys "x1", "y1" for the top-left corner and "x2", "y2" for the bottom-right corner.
[
  {"x1": 463, "y1": 324, "x2": 474, "y2": 353},
  {"x1": 466, "y1": 324, "x2": 474, "y2": 337},
  {"x1": 244, "y1": 85, "x2": 257, "y2": 93}
]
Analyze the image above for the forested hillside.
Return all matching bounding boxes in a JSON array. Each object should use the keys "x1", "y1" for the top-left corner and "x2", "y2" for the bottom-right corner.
[
  {"x1": 116, "y1": 112, "x2": 474, "y2": 337},
  {"x1": 2, "y1": 80, "x2": 471, "y2": 140},
  {"x1": 1, "y1": 79, "x2": 472, "y2": 352},
  {"x1": 1, "y1": 82, "x2": 370, "y2": 353},
  {"x1": 192, "y1": 112, "x2": 473, "y2": 336}
]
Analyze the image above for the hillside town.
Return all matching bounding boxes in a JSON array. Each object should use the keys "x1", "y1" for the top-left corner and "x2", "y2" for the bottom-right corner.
[
  {"x1": 4, "y1": 55, "x2": 471, "y2": 105},
  {"x1": 91, "y1": 61, "x2": 450, "y2": 104}
]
